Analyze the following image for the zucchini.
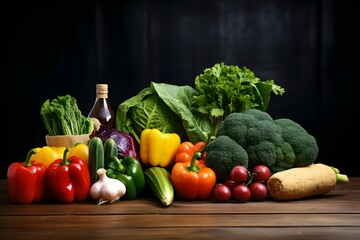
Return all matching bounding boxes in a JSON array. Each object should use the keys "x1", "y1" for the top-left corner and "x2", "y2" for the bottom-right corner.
[
  {"x1": 103, "y1": 138, "x2": 118, "y2": 168},
  {"x1": 88, "y1": 137, "x2": 104, "y2": 185},
  {"x1": 144, "y1": 167, "x2": 174, "y2": 206}
]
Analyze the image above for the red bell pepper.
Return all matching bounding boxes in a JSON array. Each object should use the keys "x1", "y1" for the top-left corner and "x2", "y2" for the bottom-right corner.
[
  {"x1": 47, "y1": 147, "x2": 90, "y2": 203},
  {"x1": 7, "y1": 148, "x2": 47, "y2": 204},
  {"x1": 171, "y1": 151, "x2": 216, "y2": 200}
]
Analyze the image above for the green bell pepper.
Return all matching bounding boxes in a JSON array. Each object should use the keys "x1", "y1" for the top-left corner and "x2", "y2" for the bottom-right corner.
[{"x1": 106, "y1": 156, "x2": 146, "y2": 200}]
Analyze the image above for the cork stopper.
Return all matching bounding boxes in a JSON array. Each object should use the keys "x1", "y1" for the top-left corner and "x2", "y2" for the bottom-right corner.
[{"x1": 96, "y1": 84, "x2": 109, "y2": 98}]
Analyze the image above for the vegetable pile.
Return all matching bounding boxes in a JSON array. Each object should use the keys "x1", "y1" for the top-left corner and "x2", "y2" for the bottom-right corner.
[{"x1": 7, "y1": 62, "x2": 350, "y2": 206}]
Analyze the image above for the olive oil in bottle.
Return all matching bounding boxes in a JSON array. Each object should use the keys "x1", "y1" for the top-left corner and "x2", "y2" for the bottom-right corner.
[{"x1": 88, "y1": 84, "x2": 115, "y2": 128}]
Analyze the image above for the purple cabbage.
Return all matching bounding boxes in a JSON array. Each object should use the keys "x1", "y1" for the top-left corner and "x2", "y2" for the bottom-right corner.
[{"x1": 89, "y1": 126, "x2": 139, "y2": 159}]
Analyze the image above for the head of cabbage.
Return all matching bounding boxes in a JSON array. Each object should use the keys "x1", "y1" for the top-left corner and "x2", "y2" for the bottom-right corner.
[{"x1": 116, "y1": 82, "x2": 214, "y2": 144}]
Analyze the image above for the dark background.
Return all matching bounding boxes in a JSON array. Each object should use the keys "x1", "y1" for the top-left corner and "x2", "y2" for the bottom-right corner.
[{"x1": 4, "y1": 0, "x2": 359, "y2": 178}]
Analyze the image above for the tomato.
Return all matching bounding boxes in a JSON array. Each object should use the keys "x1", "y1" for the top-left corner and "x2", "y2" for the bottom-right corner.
[
  {"x1": 175, "y1": 141, "x2": 207, "y2": 163},
  {"x1": 175, "y1": 142, "x2": 193, "y2": 155},
  {"x1": 252, "y1": 165, "x2": 271, "y2": 183},
  {"x1": 174, "y1": 142, "x2": 194, "y2": 163},
  {"x1": 230, "y1": 165, "x2": 249, "y2": 184},
  {"x1": 224, "y1": 179, "x2": 236, "y2": 192},
  {"x1": 213, "y1": 184, "x2": 232, "y2": 202},
  {"x1": 175, "y1": 152, "x2": 191, "y2": 163},
  {"x1": 194, "y1": 141, "x2": 206, "y2": 152},
  {"x1": 233, "y1": 184, "x2": 251, "y2": 203},
  {"x1": 194, "y1": 141, "x2": 207, "y2": 161},
  {"x1": 249, "y1": 182, "x2": 268, "y2": 201}
]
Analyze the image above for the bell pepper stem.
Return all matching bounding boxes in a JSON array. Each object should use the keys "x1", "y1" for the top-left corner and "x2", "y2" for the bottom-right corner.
[
  {"x1": 111, "y1": 156, "x2": 126, "y2": 173},
  {"x1": 61, "y1": 147, "x2": 71, "y2": 165},
  {"x1": 24, "y1": 148, "x2": 37, "y2": 167},
  {"x1": 187, "y1": 151, "x2": 201, "y2": 172}
]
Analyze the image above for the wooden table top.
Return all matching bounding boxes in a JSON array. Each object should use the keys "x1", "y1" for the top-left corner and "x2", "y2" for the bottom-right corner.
[{"x1": 0, "y1": 178, "x2": 359, "y2": 239}]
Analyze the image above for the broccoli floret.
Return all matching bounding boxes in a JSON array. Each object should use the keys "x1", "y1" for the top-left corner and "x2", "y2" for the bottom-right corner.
[
  {"x1": 246, "y1": 141, "x2": 277, "y2": 168},
  {"x1": 274, "y1": 118, "x2": 318, "y2": 167},
  {"x1": 205, "y1": 135, "x2": 249, "y2": 183},
  {"x1": 245, "y1": 108, "x2": 274, "y2": 121},
  {"x1": 269, "y1": 141, "x2": 296, "y2": 173},
  {"x1": 205, "y1": 109, "x2": 319, "y2": 178},
  {"x1": 218, "y1": 109, "x2": 284, "y2": 170},
  {"x1": 216, "y1": 112, "x2": 253, "y2": 146},
  {"x1": 246, "y1": 119, "x2": 283, "y2": 146}
]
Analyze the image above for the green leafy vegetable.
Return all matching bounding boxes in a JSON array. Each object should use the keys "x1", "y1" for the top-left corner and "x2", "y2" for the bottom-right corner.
[
  {"x1": 40, "y1": 94, "x2": 94, "y2": 136},
  {"x1": 116, "y1": 63, "x2": 284, "y2": 144},
  {"x1": 193, "y1": 62, "x2": 285, "y2": 134},
  {"x1": 116, "y1": 82, "x2": 214, "y2": 144}
]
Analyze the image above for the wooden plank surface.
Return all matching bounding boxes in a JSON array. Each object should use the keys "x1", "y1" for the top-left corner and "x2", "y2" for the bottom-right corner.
[
  {"x1": 0, "y1": 178, "x2": 359, "y2": 239},
  {"x1": 1, "y1": 226, "x2": 360, "y2": 240}
]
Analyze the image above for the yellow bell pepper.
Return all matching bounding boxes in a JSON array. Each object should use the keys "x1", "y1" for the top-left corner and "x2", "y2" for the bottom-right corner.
[
  {"x1": 140, "y1": 128, "x2": 181, "y2": 167},
  {"x1": 31, "y1": 144, "x2": 89, "y2": 167},
  {"x1": 31, "y1": 146, "x2": 65, "y2": 167},
  {"x1": 67, "y1": 143, "x2": 89, "y2": 166}
]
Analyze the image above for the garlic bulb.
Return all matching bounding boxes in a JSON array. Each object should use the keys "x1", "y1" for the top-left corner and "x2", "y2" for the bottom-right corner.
[{"x1": 90, "y1": 168, "x2": 126, "y2": 205}]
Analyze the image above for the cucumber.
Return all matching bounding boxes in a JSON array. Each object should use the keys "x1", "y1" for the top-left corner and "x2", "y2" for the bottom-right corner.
[
  {"x1": 144, "y1": 167, "x2": 174, "y2": 206},
  {"x1": 103, "y1": 138, "x2": 118, "y2": 168},
  {"x1": 88, "y1": 137, "x2": 104, "y2": 185}
]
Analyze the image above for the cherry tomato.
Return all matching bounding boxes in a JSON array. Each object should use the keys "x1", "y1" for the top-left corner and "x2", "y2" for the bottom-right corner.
[
  {"x1": 249, "y1": 182, "x2": 268, "y2": 201},
  {"x1": 252, "y1": 165, "x2": 271, "y2": 183},
  {"x1": 233, "y1": 184, "x2": 251, "y2": 203},
  {"x1": 230, "y1": 165, "x2": 249, "y2": 184},
  {"x1": 224, "y1": 179, "x2": 236, "y2": 192},
  {"x1": 213, "y1": 184, "x2": 232, "y2": 202}
]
